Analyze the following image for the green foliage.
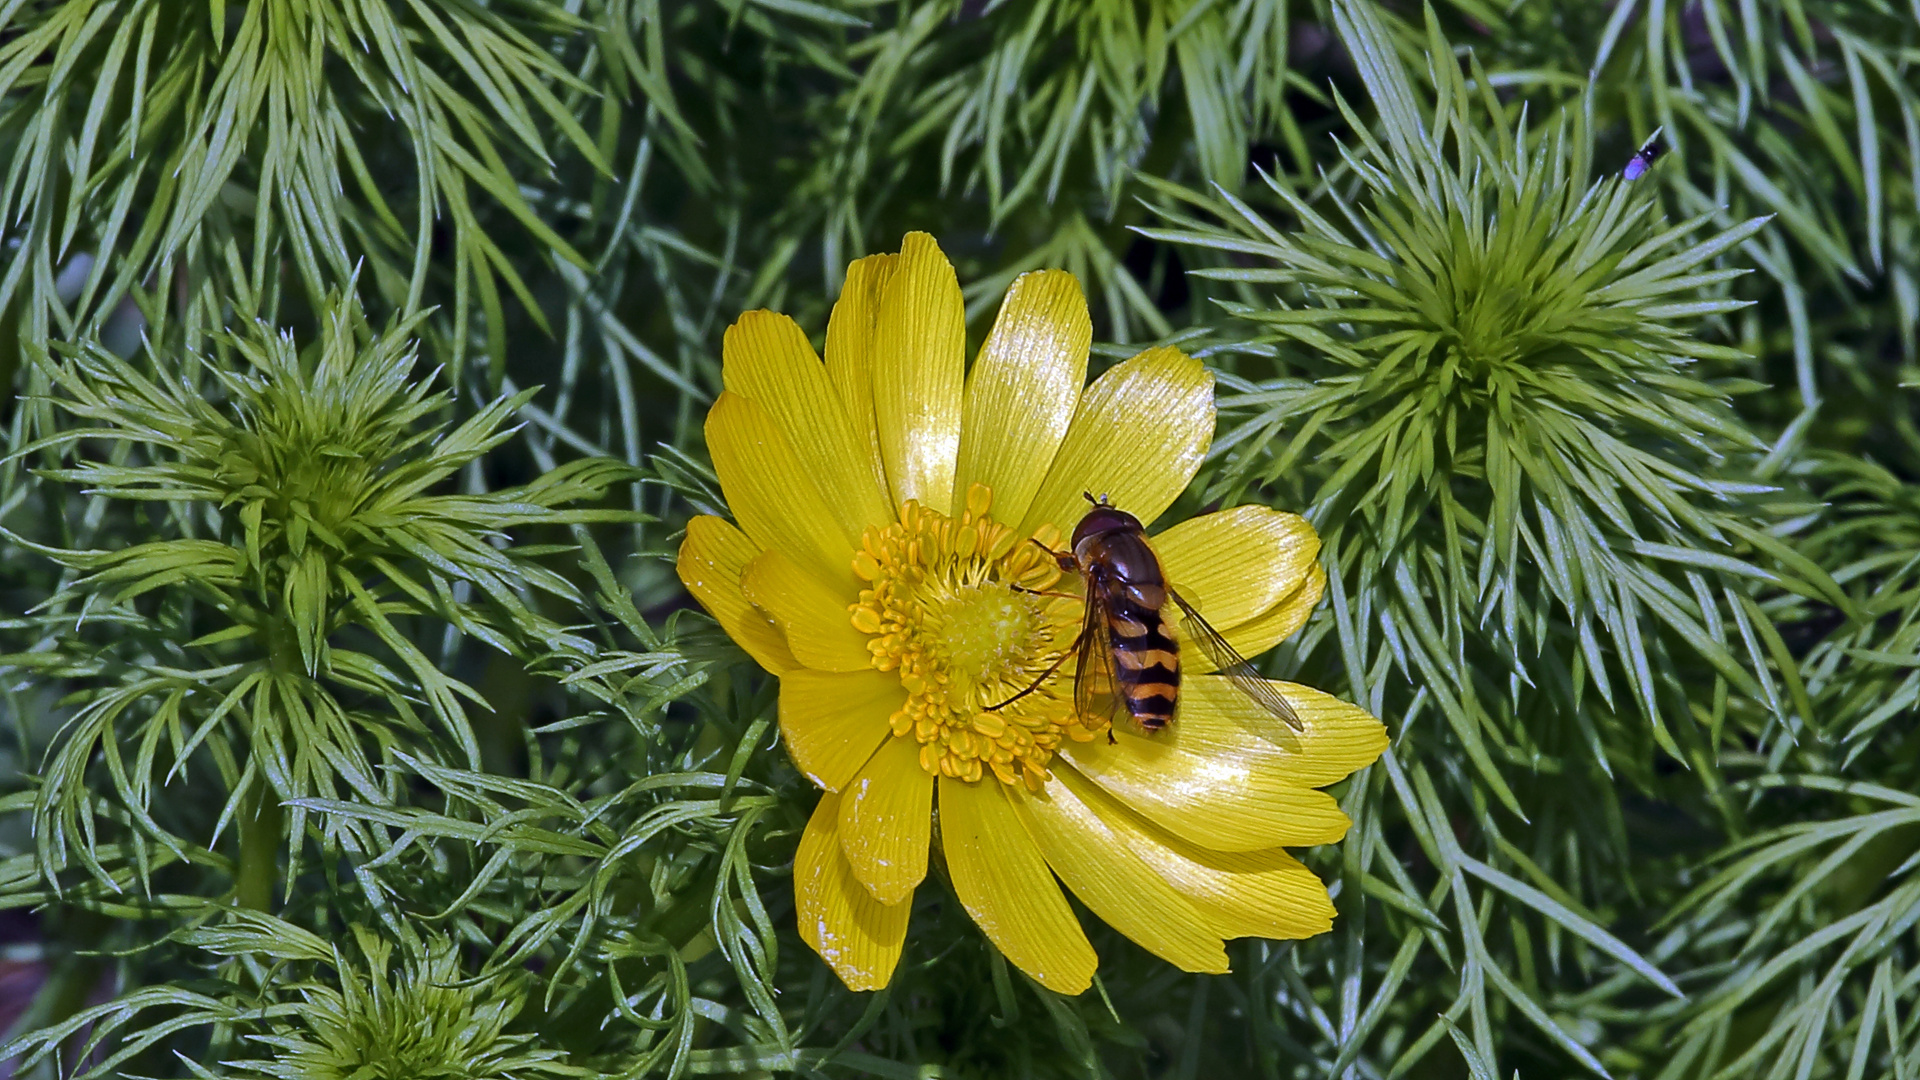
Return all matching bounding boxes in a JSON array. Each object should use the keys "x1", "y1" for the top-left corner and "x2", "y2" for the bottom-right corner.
[
  {"x1": 231, "y1": 924, "x2": 582, "y2": 1080},
  {"x1": 821, "y1": 0, "x2": 1294, "y2": 222},
  {"x1": 3, "y1": 0, "x2": 1919, "y2": 1077},
  {"x1": 1145, "y1": 2, "x2": 1822, "y2": 789},
  {"x1": 2, "y1": 914, "x2": 584, "y2": 1079},
  {"x1": 0, "y1": 0, "x2": 616, "y2": 380},
  {"x1": 6, "y1": 294, "x2": 638, "y2": 904}
]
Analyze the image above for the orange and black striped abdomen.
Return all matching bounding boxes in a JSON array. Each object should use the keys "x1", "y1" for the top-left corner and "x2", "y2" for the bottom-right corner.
[{"x1": 1104, "y1": 592, "x2": 1180, "y2": 731}]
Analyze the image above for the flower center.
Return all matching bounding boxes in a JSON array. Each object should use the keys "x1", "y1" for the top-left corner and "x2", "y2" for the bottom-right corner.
[{"x1": 850, "y1": 483, "x2": 1101, "y2": 787}]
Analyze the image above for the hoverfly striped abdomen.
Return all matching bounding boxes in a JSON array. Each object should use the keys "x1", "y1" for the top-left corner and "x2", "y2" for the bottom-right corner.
[
  {"x1": 1101, "y1": 589, "x2": 1180, "y2": 730},
  {"x1": 1071, "y1": 508, "x2": 1181, "y2": 732}
]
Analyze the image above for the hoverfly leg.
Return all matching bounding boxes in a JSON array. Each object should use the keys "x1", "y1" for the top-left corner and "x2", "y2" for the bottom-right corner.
[
  {"x1": 1007, "y1": 583, "x2": 1078, "y2": 600},
  {"x1": 985, "y1": 646, "x2": 1075, "y2": 711},
  {"x1": 985, "y1": 623, "x2": 1088, "y2": 711},
  {"x1": 1026, "y1": 537, "x2": 1077, "y2": 574}
]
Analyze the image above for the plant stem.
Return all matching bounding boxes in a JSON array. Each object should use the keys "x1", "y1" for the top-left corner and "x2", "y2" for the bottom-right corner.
[{"x1": 236, "y1": 781, "x2": 284, "y2": 912}]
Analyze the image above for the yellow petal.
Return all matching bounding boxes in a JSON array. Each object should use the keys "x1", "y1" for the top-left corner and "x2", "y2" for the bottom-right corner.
[
  {"x1": 872, "y1": 233, "x2": 964, "y2": 512},
  {"x1": 837, "y1": 734, "x2": 932, "y2": 904},
  {"x1": 1058, "y1": 675, "x2": 1385, "y2": 851},
  {"x1": 939, "y1": 775, "x2": 1097, "y2": 994},
  {"x1": 1020, "y1": 346, "x2": 1214, "y2": 538},
  {"x1": 1148, "y1": 844, "x2": 1336, "y2": 941},
  {"x1": 706, "y1": 391, "x2": 858, "y2": 592},
  {"x1": 1056, "y1": 767, "x2": 1334, "y2": 941},
  {"x1": 825, "y1": 253, "x2": 896, "y2": 500},
  {"x1": 1197, "y1": 675, "x2": 1390, "y2": 789},
  {"x1": 722, "y1": 310, "x2": 895, "y2": 539},
  {"x1": 952, "y1": 270, "x2": 1091, "y2": 523},
  {"x1": 1201, "y1": 563, "x2": 1327, "y2": 668},
  {"x1": 1144, "y1": 503, "x2": 1328, "y2": 668},
  {"x1": 740, "y1": 549, "x2": 872, "y2": 673},
  {"x1": 796, "y1": 792, "x2": 910, "y2": 991},
  {"x1": 1017, "y1": 771, "x2": 1228, "y2": 973},
  {"x1": 676, "y1": 516, "x2": 796, "y2": 675},
  {"x1": 1152, "y1": 506, "x2": 1321, "y2": 672},
  {"x1": 778, "y1": 669, "x2": 899, "y2": 792}
]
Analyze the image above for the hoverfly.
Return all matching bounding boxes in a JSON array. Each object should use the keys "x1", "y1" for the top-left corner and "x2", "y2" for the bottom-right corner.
[
  {"x1": 991, "y1": 493, "x2": 1304, "y2": 741},
  {"x1": 1623, "y1": 128, "x2": 1665, "y2": 180}
]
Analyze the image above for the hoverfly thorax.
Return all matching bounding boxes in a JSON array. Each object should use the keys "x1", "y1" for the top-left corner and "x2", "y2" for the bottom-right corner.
[{"x1": 1071, "y1": 507, "x2": 1163, "y2": 596}]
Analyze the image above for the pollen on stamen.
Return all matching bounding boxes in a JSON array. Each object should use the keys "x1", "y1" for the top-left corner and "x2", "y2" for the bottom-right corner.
[{"x1": 849, "y1": 482, "x2": 1096, "y2": 787}]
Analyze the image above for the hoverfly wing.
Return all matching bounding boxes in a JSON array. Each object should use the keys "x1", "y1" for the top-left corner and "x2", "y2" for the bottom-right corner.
[
  {"x1": 1072, "y1": 588, "x2": 1126, "y2": 734},
  {"x1": 1167, "y1": 586, "x2": 1305, "y2": 734}
]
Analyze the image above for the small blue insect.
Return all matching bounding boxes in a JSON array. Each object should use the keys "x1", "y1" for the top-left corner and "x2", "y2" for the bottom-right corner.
[{"x1": 1624, "y1": 128, "x2": 1666, "y2": 180}]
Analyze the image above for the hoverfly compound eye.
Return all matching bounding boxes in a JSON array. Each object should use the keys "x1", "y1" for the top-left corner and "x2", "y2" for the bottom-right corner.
[{"x1": 1071, "y1": 503, "x2": 1145, "y2": 549}]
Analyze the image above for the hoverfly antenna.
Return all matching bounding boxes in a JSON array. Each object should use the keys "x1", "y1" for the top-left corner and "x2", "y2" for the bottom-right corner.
[{"x1": 1081, "y1": 491, "x2": 1111, "y2": 507}]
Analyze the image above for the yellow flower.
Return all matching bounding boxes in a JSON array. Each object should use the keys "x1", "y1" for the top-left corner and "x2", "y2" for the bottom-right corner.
[{"x1": 677, "y1": 232, "x2": 1388, "y2": 993}]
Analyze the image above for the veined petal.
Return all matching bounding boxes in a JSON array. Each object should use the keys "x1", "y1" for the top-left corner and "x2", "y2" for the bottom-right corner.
[
  {"x1": 676, "y1": 516, "x2": 796, "y2": 675},
  {"x1": 1151, "y1": 844, "x2": 1335, "y2": 942},
  {"x1": 1020, "y1": 347, "x2": 1213, "y2": 538},
  {"x1": 824, "y1": 253, "x2": 897, "y2": 500},
  {"x1": 872, "y1": 233, "x2": 965, "y2": 512},
  {"x1": 796, "y1": 793, "x2": 910, "y2": 991},
  {"x1": 1059, "y1": 675, "x2": 1385, "y2": 851},
  {"x1": 1155, "y1": 506, "x2": 1320, "y2": 661},
  {"x1": 838, "y1": 734, "x2": 933, "y2": 904},
  {"x1": 723, "y1": 310, "x2": 894, "y2": 537},
  {"x1": 1056, "y1": 767, "x2": 1335, "y2": 941},
  {"x1": 741, "y1": 549, "x2": 871, "y2": 672},
  {"x1": 1061, "y1": 731, "x2": 1349, "y2": 852},
  {"x1": 778, "y1": 669, "x2": 899, "y2": 793},
  {"x1": 939, "y1": 775, "x2": 1097, "y2": 993},
  {"x1": 1017, "y1": 771, "x2": 1228, "y2": 973},
  {"x1": 1198, "y1": 563, "x2": 1327, "y2": 671},
  {"x1": 1183, "y1": 675, "x2": 1389, "y2": 789},
  {"x1": 706, "y1": 391, "x2": 858, "y2": 592},
  {"x1": 952, "y1": 270, "x2": 1091, "y2": 523}
]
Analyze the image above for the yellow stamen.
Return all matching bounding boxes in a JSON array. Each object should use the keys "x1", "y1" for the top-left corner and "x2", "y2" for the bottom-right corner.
[{"x1": 850, "y1": 483, "x2": 1098, "y2": 786}]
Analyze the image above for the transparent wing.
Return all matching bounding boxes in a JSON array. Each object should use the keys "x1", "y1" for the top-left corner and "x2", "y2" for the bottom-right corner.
[
  {"x1": 1072, "y1": 591, "x2": 1125, "y2": 734},
  {"x1": 1167, "y1": 586, "x2": 1304, "y2": 734}
]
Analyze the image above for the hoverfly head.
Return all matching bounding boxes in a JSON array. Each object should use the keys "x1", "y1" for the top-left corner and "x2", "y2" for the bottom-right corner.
[{"x1": 1071, "y1": 497, "x2": 1144, "y2": 549}]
